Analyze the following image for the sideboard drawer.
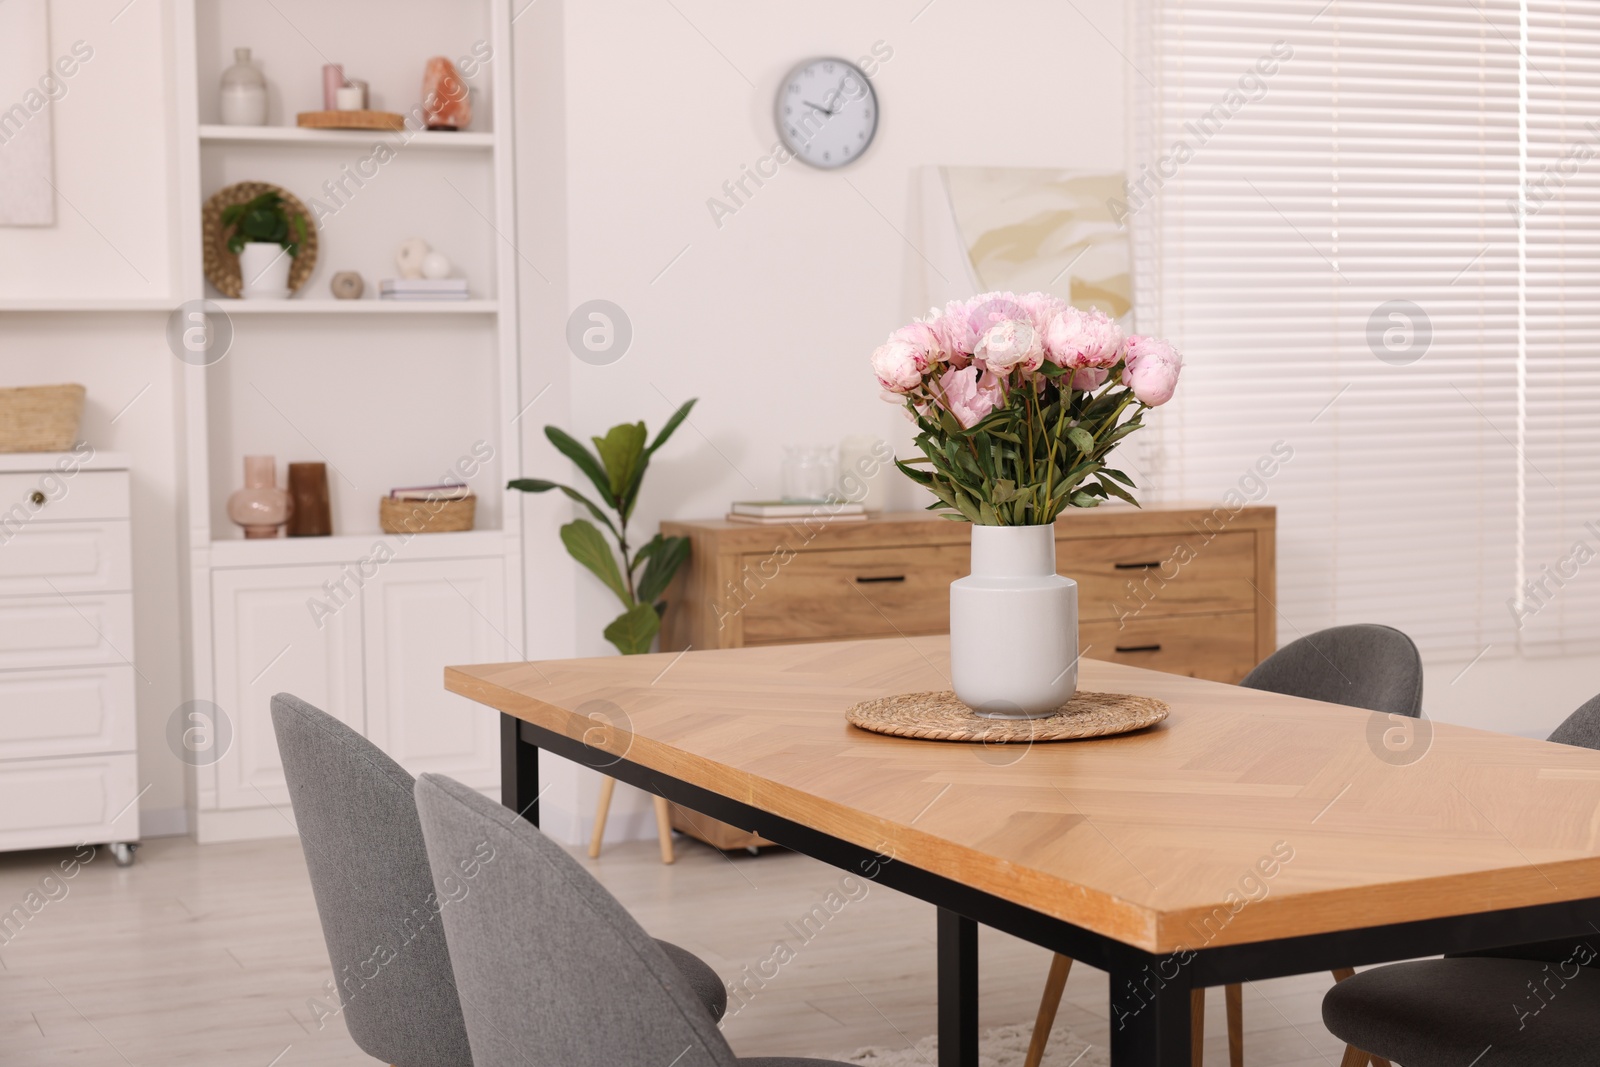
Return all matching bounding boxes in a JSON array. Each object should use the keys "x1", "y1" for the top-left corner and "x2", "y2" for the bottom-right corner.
[
  {"x1": 739, "y1": 544, "x2": 967, "y2": 644},
  {"x1": 1081, "y1": 612, "x2": 1259, "y2": 683},
  {"x1": 1062, "y1": 531, "x2": 1257, "y2": 622},
  {"x1": 0, "y1": 521, "x2": 132, "y2": 596},
  {"x1": 0, "y1": 594, "x2": 135, "y2": 670},
  {"x1": 0, "y1": 470, "x2": 129, "y2": 523},
  {"x1": 0, "y1": 665, "x2": 137, "y2": 758},
  {"x1": 0, "y1": 752, "x2": 139, "y2": 851}
]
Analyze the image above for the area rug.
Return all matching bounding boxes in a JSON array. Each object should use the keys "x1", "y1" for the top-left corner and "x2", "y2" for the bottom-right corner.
[{"x1": 827, "y1": 1021, "x2": 1108, "y2": 1067}]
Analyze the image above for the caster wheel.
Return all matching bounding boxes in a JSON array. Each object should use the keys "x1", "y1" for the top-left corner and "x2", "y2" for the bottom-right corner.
[{"x1": 108, "y1": 842, "x2": 137, "y2": 867}]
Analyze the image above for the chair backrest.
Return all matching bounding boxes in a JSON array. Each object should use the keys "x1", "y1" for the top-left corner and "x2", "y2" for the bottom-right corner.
[
  {"x1": 413, "y1": 772, "x2": 738, "y2": 1067},
  {"x1": 1548, "y1": 691, "x2": 1600, "y2": 749},
  {"x1": 270, "y1": 693, "x2": 473, "y2": 1067},
  {"x1": 1240, "y1": 624, "x2": 1424, "y2": 717}
]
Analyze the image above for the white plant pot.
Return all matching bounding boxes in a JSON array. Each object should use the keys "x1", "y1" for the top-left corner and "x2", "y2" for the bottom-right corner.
[
  {"x1": 949, "y1": 524, "x2": 1078, "y2": 718},
  {"x1": 238, "y1": 242, "x2": 291, "y2": 299}
]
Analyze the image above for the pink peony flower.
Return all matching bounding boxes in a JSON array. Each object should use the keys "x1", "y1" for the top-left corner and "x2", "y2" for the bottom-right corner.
[
  {"x1": 1018, "y1": 292, "x2": 1068, "y2": 338},
  {"x1": 1043, "y1": 306, "x2": 1125, "y2": 369},
  {"x1": 889, "y1": 319, "x2": 946, "y2": 366},
  {"x1": 973, "y1": 318, "x2": 1044, "y2": 374},
  {"x1": 1070, "y1": 366, "x2": 1109, "y2": 391},
  {"x1": 939, "y1": 365, "x2": 1005, "y2": 428},
  {"x1": 1122, "y1": 335, "x2": 1183, "y2": 406},
  {"x1": 932, "y1": 299, "x2": 982, "y2": 356},
  {"x1": 870, "y1": 340, "x2": 927, "y2": 393}
]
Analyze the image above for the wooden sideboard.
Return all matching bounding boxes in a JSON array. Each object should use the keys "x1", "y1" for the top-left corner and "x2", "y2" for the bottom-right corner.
[{"x1": 658, "y1": 504, "x2": 1276, "y2": 848}]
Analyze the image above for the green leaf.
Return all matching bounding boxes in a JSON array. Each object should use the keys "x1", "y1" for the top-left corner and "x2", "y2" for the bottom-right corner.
[
  {"x1": 603, "y1": 602, "x2": 661, "y2": 655},
  {"x1": 545, "y1": 426, "x2": 617, "y2": 508},
  {"x1": 559, "y1": 519, "x2": 629, "y2": 606},
  {"x1": 507, "y1": 478, "x2": 619, "y2": 538},
  {"x1": 1069, "y1": 491, "x2": 1101, "y2": 508},
  {"x1": 591, "y1": 422, "x2": 648, "y2": 500},
  {"x1": 646, "y1": 397, "x2": 698, "y2": 457},
  {"x1": 1100, "y1": 468, "x2": 1137, "y2": 487},
  {"x1": 637, "y1": 534, "x2": 690, "y2": 604},
  {"x1": 1097, "y1": 476, "x2": 1141, "y2": 507},
  {"x1": 1067, "y1": 427, "x2": 1095, "y2": 455}
]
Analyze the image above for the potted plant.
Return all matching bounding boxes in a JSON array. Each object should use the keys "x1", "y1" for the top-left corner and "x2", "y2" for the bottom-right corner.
[
  {"x1": 220, "y1": 191, "x2": 307, "y2": 299},
  {"x1": 508, "y1": 399, "x2": 696, "y2": 655},
  {"x1": 871, "y1": 293, "x2": 1183, "y2": 718}
]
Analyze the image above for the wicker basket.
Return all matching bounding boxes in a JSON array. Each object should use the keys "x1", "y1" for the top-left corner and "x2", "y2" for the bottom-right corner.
[
  {"x1": 379, "y1": 494, "x2": 476, "y2": 535},
  {"x1": 0, "y1": 384, "x2": 86, "y2": 452}
]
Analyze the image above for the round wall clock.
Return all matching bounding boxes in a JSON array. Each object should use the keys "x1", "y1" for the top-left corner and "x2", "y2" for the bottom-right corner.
[{"x1": 774, "y1": 57, "x2": 878, "y2": 169}]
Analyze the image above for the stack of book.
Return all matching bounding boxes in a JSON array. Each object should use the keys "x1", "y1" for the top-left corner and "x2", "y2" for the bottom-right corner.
[
  {"x1": 379, "y1": 278, "x2": 470, "y2": 301},
  {"x1": 725, "y1": 500, "x2": 867, "y2": 525},
  {"x1": 389, "y1": 483, "x2": 473, "y2": 501}
]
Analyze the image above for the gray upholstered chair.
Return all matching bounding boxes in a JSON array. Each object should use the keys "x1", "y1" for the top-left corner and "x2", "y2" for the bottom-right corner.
[
  {"x1": 1322, "y1": 689, "x2": 1600, "y2": 1066},
  {"x1": 1025, "y1": 624, "x2": 1425, "y2": 1067},
  {"x1": 414, "y1": 770, "x2": 849, "y2": 1067},
  {"x1": 271, "y1": 693, "x2": 727, "y2": 1067}
]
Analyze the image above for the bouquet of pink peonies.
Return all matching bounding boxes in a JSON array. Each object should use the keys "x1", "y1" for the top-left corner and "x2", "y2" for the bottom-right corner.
[{"x1": 872, "y1": 292, "x2": 1182, "y2": 525}]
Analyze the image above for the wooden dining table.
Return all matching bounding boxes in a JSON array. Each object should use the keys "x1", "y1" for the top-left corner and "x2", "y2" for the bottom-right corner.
[{"x1": 447, "y1": 635, "x2": 1600, "y2": 1066}]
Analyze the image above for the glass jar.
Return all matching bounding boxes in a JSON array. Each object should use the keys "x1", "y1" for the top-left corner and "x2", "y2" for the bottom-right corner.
[
  {"x1": 781, "y1": 445, "x2": 838, "y2": 503},
  {"x1": 220, "y1": 48, "x2": 268, "y2": 126}
]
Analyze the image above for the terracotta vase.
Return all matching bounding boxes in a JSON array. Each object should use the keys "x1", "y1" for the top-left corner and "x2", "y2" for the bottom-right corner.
[
  {"x1": 227, "y1": 456, "x2": 292, "y2": 539},
  {"x1": 421, "y1": 56, "x2": 472, "y2": 130}
]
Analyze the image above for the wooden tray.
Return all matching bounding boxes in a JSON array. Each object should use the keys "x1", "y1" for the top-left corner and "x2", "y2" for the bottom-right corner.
[{"x1": 296, "y1": 109, "x2": 406, "y2": 131}]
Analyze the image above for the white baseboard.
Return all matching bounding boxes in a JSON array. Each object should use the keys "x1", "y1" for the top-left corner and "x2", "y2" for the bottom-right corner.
[{"x1": 138, "y1": 807, "x2": 190, "y2": 838}]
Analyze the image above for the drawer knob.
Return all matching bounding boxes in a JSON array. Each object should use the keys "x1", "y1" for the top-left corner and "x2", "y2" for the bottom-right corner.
[
  {"x1": 1113, "y1": 560, "x2": 1163, "y2": 570},
  {"x1": 1115, "y1": 643, "x2": 1163, "y2": 653},
  {"x1": 28, "y1": 490, "x2": 45, "y2": 506},
  {"x1": 855, "y1": 575, "x2": 907, "y2": 584}
]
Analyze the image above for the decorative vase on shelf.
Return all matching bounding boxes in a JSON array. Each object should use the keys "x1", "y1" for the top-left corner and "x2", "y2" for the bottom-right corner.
[
  {"x1": 238, "y1": 242, "x2": 291, "y2": 299},
  {"x1": 949, "y1": 524, "x2": 1078, "y2": 718},
  {"x1": 228, "y1": 456, "x2": 292, "y2": 539},
  {"x1": 220, "y1": 48, "x2": 268, "y2": 126}
]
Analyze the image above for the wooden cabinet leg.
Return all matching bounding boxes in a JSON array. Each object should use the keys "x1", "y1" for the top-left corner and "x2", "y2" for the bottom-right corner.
[
  {"x1": 653, "y1": 794, "x2": 675, "y2": 865},
  {"x1": 1024, "y1": 954, "x2": 1073, "y2": 1067},
  {"x1": 1225, "y1": 982, "x2": 1243, "y2": 1067},
  {"x1": 588, "y1": 775, "x2": 616, "y2": 859}
]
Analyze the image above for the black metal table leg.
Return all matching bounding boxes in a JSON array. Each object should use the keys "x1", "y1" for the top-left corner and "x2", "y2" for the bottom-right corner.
[
  {"x1": 937, "y1": 908, "x2": 978, "y2": 1067},
  {"x1": 1109, "y1": 958, "x2": 1191, "y2": 1065},
  {"x1": 501, "y1": 714, "x2": 539, "y2": 826}
]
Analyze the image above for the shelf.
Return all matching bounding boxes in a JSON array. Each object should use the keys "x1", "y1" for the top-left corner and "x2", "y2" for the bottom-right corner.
[
  {"x1": 209, "y1": 299, "x2": 497, "y2": 315},
  {"x1": 0, "y1": 299, "x2": 175, "y2": 312},
  {"x1": 198, "y1": 124, "x2": 494, "y2": 150},
  {"x1": 207, "y1": 528, "x2": 508, "y2": 568}
]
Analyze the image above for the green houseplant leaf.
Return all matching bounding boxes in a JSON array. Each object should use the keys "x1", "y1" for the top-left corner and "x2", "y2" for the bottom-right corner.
[
  {"x1": 603, "y1": 602, "x2": 661, "y2": 656},
  {"x1": 559, "y1": 519, "x2": 629, "y2": 606},
  {"x1": 505, "y1": 478, "x2": 619, "y2": 538},
  {"x1": 592, "y1": 422, "x2": 648, "y2": 501},
  {"x1": 636, "y1": 534, "x2": 690, "y2": 605},
  {"x1": 545, "y1": 426, "x2": 617, "y2": 508}
]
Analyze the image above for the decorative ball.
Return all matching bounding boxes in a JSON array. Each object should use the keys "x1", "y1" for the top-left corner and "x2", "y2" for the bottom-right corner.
[
  {"x1": 396, "y1": 237, "x2": 430, "y2": 279},
  {"x1": 329, "y1": 271, "x2": 365, "y2": 300},
  {"x1": 421, "y1": 250, "x2": 453, "y2": 280}
]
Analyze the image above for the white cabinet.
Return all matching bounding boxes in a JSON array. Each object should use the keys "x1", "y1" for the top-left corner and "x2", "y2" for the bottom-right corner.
[
  {"x1": 206, "y1": 555, "x2": 506, "y2": 824},
  {"x1": 0, "y1": 454, "x2": 139, "y2": 859},
  {"x1": 211, "y1": 565, "x2": 364, "y2": 810},
  {"x1": 363, "y1": 558, "x2": 505, "y2": 787}
]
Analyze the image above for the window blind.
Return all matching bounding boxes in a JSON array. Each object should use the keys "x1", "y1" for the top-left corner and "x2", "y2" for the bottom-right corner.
[
  {"x1": 1135, "y1": 0, "x2": 1527, "y2": 662},
  {"x1": 1521, "y1": 1, "x2": 1600, "y2": 653}
]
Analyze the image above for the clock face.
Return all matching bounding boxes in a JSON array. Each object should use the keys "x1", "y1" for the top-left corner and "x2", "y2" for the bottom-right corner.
[{"x1": 775, "y1": 57, "x2": 878, "y2": 169}]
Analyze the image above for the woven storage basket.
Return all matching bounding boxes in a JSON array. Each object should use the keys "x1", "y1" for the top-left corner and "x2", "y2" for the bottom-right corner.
[
  {"x1": 379, "y1": 494, "x2": 476, "y2": 535},
  {"x1": 0, "y1": 384, "x2": 86, "y2": 452}
]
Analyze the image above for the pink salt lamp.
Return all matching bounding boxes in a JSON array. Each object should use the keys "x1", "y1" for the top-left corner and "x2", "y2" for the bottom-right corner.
[{"x1": 421, "y1": 57, "x2": 472, "y2": 131}]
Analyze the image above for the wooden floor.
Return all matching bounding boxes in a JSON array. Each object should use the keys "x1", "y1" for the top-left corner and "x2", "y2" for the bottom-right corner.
[{"x1": 0, "y1": 832, "x2": 1351, "y2": 1066}]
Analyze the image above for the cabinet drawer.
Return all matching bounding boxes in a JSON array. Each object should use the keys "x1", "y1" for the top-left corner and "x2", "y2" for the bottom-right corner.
[
  {"x1": 0, "y1": 752, "x2": 139, "y2": 850},
  {"x1": 1062, "y1": 531, "x2": 1257, "y2": 622},
  {"x1": 0, "y1": 521, "x2": 131, "y2": 596},
  {"x1": 1081, "y1": 612, "x2": 1259, "y2": 683},
  {"x1": 739, "y1": 545, "x2": 967, "y2": 644},
  {"x1": 0, "y1": 665, "x2": 136, "y2": 758},
  {"x1": 0, "y1": 594, "x2": 135, "y2": 670},
  {"x1": 0, "y1": 470, "x2": 129, "y2": 523}
]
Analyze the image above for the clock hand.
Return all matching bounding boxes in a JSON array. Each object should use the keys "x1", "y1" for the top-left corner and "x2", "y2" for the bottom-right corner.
[{"x1": 802, "y1": 100, "x2": 833, "y2": 115}]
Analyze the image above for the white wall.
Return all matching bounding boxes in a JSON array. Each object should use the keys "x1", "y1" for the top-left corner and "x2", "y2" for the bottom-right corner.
[{"x1": 523, "y1": 0, "x2": 1134, "y2": 843}]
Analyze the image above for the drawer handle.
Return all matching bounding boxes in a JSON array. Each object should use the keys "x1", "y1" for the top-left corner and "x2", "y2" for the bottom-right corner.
[
  {"x1": 1114, "y1": 560, "x2": 1163, "y2": 570},
  {"x1": 855, "y1": 575, "x2": 907, "y2": 584},
  {"x1": 1115, "y1": 643, "x2": 1163, "y2": 653},
  {"x1": 28, "y1": 490, "x2": 45, "y2": 506}
]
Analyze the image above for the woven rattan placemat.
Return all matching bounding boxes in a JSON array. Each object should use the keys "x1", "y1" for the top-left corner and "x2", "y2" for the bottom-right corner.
[{"x1": 846, "y1": 689, "x2": 1169, "y2": 742}]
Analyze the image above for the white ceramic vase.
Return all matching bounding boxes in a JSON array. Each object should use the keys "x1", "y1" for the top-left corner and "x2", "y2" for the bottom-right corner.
[
  {"x1": 238, "y1": 242, "x2": 291, "y2": 299},
  {"x1": 949, "y1": 524, "x2": 1078, "y2": 718}
]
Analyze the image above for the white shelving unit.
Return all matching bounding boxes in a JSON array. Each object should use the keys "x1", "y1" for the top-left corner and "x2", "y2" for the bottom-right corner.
[{"x1": 173, "y1": 0, "x2": 524, "y2": 842}]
